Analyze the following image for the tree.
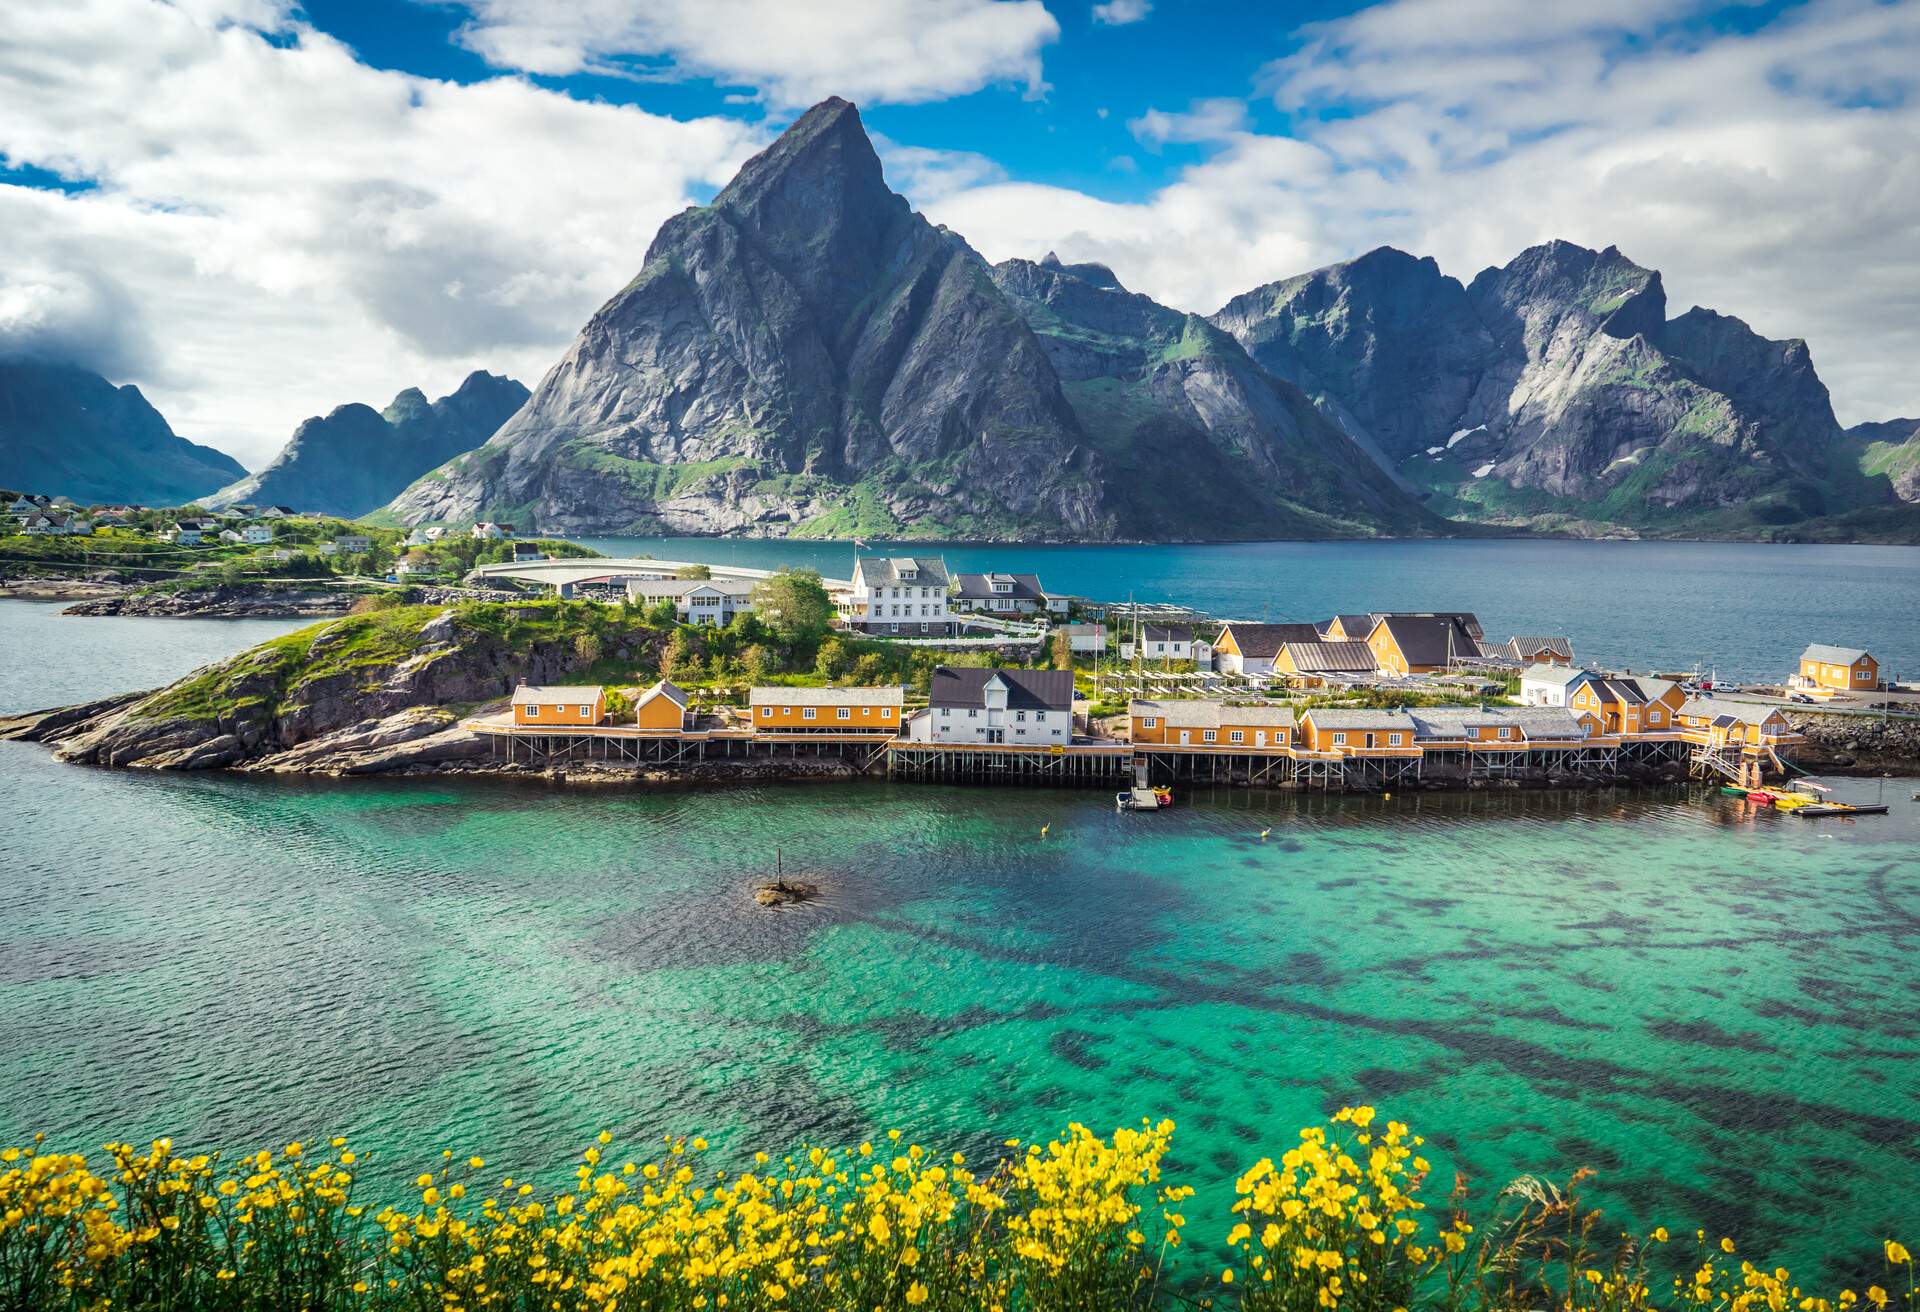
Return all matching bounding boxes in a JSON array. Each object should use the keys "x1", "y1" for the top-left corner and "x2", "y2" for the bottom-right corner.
[
  {"x1": 814, "y1": 637, "x2": 849, "y2": 681},
  {"x1": 742, "y1": 644, "x2": 777, "y2": 682},
  {"x1": 676, "y1": 563, "x2": 712, "y2": 580},
  {"x1": 1051, "y1": 630, "x2": 1073, "y2": 670},
  {"x1": 851, "y1": 653, "x2": 886, "y2": 684},
  {"x1": 661, "y1": 629, "x2": 702, "y2": 682},
  {"x1": 751, "y1": 568, "x2": 833, "y2": 643}
]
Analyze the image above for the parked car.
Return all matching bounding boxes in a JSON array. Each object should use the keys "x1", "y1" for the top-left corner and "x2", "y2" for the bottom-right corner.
[{"x1": 1789, "y1": 693, "x2": 1814, "y2": 704}]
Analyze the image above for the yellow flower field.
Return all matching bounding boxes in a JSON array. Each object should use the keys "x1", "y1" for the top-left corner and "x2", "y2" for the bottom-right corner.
[{"x1": 1, "y1": 1110, "x2": 1911, "y2": 1311}]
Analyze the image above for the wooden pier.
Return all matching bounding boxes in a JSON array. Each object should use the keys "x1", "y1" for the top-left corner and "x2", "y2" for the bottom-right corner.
[{"x1": 463, "y1": 715, "x2": 1774, "y2": 792}]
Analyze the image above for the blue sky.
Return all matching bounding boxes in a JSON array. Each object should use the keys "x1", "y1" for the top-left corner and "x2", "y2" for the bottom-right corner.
[
  {"x1": 2, "y1": 0, "x2": 1917, "y2": 464},
  {"x1": 292, "y1": 0, "x2": 1358, "y2": 204}
]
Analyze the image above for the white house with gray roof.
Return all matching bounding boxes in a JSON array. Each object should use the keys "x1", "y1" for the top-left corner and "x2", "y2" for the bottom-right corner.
[
  {"x1": 1520, "y1": 664, "x2": 1599, "y2": 707},
  {"x1": 842, "y1": 556, "x2": 954, "y2": 637}
]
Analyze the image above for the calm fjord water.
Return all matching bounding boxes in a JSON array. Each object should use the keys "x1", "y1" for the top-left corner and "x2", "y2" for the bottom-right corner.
[
  {"x1": 2, "y1": 537, "x2": 1919, "y2": 1284},
  {"x1": 575, "y1": 536, "x2": 1920, "y2": 683}
]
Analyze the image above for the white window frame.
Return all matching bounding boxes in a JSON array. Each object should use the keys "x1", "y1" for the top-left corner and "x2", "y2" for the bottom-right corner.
[
  {"x1": 1230, "y1": 730, "x2": 1244, "y2": 744},
  {"x1": 803, "y1": 707, "x2": 816, "y2": 720},
  {"x1": 837, "y1": 707, "x2": 851, "y2": 720}
]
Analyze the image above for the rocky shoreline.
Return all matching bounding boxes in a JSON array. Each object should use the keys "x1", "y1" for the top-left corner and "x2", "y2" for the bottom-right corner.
[
  {"x1": 1786, "y1": 712, "x2": 1920, "y2": 776},
  {"x1": 63, "y1": 583, "x2": 363, "y2": 618}
]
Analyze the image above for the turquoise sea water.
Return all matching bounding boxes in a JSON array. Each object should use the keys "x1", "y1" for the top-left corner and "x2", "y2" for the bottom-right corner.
[
  {"x1": 574, "y1": 536, "x2": 1920, "y2": 684},
  {"x1": 2, "y1": 580, "x2": 1918, "y2": 1286}
]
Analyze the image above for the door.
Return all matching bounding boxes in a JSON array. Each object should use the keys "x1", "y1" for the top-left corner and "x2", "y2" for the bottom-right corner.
[
  {"x1": 986, "y1": 729, "x2": 1004, "y2": 744},
  {"x1": 1255, "y1": 731, "x2": 1266, "y2": 747},
  {"x1": 1179, "y1": 730, "x2": 1191, "y2": 745}
]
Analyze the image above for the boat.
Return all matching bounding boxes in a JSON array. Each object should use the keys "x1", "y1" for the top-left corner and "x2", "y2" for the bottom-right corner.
[
  {"x1": 1769, "y1": 792, "x2": 1818, "y2": 810},
  {"x1": 1746, "y1": 791, "x2": 1776, "y2": 805},
  {"x1": 1117, "y1": 787, "x2": 1167, "y2": 812},
  {"x1": 1793, "y1": 802, "x2": 1890, "y2": 817}
]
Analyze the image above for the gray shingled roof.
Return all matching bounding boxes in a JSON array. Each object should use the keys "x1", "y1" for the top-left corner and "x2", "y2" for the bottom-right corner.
[
  {"x1": 931, "y1": 666, "x2": 1073, "y2": 711},
  {"x1": 1373, "y1": 615, "x2": 1479, "y2": 667},
  {"x1": 1408, "y1": 707, "x2": 1584, "y2": 740},
  {"x1": 1508, "y1": 636, "x2": 1574, "y2": 660},
  {"x1": 953, "y1": 571, "x2": 1045, "y2": 601},
  {"x1": 1217, "y1": 622, "x2": 1326, "y2": 658},
  {"x1": 1521, "y1": 663, "x2": 1593, "y2": 687},
  {"x1": 751, "y1": 686, "x2": 903, "y2": 706},
  {"x1": 1131, "y1": 699, "x2": 1296, "y2": 729},
  {"x1": 858, "y1": 556, "x2": 949, "y2": 587},
  {"x1": 1679, "y1": 698, "x2": 1786, "y2": 727},
  {"x1": 1302, "y1": 708, "x2": 1420, "y2": 731},
  {"x1": 1141, "y1": 624, "x2": 1195, "y2": 643},
  {"x1": 1800, "y1": 643, "x2": 1870, "y2": 664},
  {"x1": 1279, "y1": 641, "x2": 1378, "y2": 673}
]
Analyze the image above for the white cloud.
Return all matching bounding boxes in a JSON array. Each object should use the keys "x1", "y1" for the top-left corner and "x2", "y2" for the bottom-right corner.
[
  {"x1": 452, "y1": 0, "x2": 1060, "y2": 108},
  {"x1": 871, "y1": 135, "x2": 1008, "y2": 205},
  {"x1": 930, "y1": 0, "x2": 1920, "y2": 424},
  {"x1": 0, "y1": 259, "x2": 157, "y2": 382},
  {"x1": 0, "y1": 0, "x2": 761, "y2": 467},
  {"x1": 1129, "y1": 98, "x2": 1250, "y2": 148},
  {"x1": 1092, "y1": 0, "x2": 1152, "y2": 24}
]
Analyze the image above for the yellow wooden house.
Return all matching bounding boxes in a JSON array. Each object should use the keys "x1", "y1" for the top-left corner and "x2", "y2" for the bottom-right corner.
[
  {"x1": 511, "y1": 685, "x2": 606, "y2": 727},
  {"x1": 1567, "y1": 676, "x2": 1684, "y2": 735},
  {"x1": 1796, "y1": 645, "x2": 1879, "y2": 692},
  {"x1": 632, "y1": 680, "x2": 691, "y2": 732},
  {"x1": 750, "y1": 686, "x2": 904, "y2": 734}
]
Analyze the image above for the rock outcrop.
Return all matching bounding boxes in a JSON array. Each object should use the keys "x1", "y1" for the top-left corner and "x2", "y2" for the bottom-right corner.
[
  {"x1": 64, "y1": 582, "x2": 361, "y2": 618},
  {"x1": 4, "y1": 603, "x2": 601, "y2": 772},
  {"x1": 205, "y1": 371, "x2": 527, "y2": 516},
  {"x1": 0, "y1": 360, "x2": 245, "y2": 505},
  {"x1": 384, "y1": 99, "x2": 1430, "y2": 542}
]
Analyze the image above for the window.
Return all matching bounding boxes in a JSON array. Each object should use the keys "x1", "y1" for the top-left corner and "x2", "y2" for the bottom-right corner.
[
  {"x1": 1016, "y1": 711, "x2": 1027, "y2": 722},
  {"x1": 837, "y1": 707, "x2": 851, "y2": 720},
  {"x1": 1332, "y1": 732, "x2": 1347, "y2": 745},
  {"x1": 1143, "y1": 717, "x2": 1158, "y2": 728},
  {"x1": 760, "y1": 707, "x2": 772, "y2": 718},
  {"x1": 525, "y1": 704, "x2": 540, "y2": 718},
  {"x1": 1497, "y1": 726, "x2": 1512, "y2": 739},
  {"x1": 967, "y1": 709, "x2": 978, "y2": 718},
  {"x1": 1388, "y1": 733, "x2": 1402, "y2": 746},
  {"x1": 1203, "y1": 730, "x2": 1217, "y2": 742},
  {"x1": 579, "y1": 705, "x2": 591, "y2": 719},
  {"x1": 862, "y1": 707, "x2": 872, "y2": 717},
  {"x1": 1230, "y1": 730, "x2": 1244, "y2": 744},
  {"x1": 803, "y1": 708, "x2": 817, "y2": 720},
  {"x1": 1648, "y1": 710, "x2": 1662, "y2": 725}
]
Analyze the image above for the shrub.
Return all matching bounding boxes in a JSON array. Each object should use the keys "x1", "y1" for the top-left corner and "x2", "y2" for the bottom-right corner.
[{"x1": 1, "y1": 1111, "x2": 1910, "y2": 1312}]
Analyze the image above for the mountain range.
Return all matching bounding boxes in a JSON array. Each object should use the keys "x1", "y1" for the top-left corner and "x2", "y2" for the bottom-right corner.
[
  {"x1": 1213, "y1": 243, "x2": 1915, "y2": 538},
  {"x1": 0, "y1": 361, "x2": 245, "y2": 506},
  {"x1": 382, "y1": 97, "x2": 1918, "y2": 542},
  {"x1": 8, "y1": 96, "x2": 1916, "y2": 541},
  {"x1": 384, "y1": 97, "x2": 1446, "y2": 541},
  {"x1": 205, "y1": 372, "x2": 527, "y2": 516}
]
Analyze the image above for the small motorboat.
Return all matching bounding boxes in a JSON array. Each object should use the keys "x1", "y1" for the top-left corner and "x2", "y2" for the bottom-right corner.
[
  {"x1": 1117, "y1": 787, "x2": 1165, "y2": 812},
  {"x1": 1794, "y1": 802, "x2": 1890, "y2": 817}
]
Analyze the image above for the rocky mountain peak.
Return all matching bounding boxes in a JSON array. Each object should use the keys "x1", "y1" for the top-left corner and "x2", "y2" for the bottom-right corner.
[{"x1": 381, "y1": 387, "x2": 432, "y2": 426}]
